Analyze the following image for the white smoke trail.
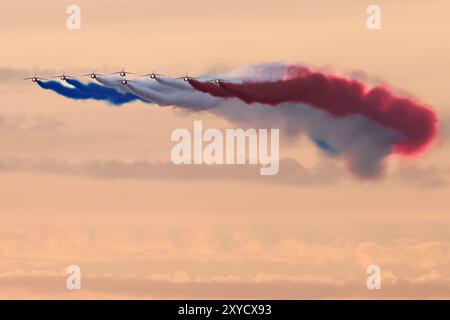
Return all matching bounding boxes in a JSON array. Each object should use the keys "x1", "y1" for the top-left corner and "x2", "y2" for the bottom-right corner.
[
  {"x1": 154, "y1": 76, "x2": 193, "y2": 90},
  {"x1": 211, "y1": 100, "x2": 397, "y2": 177},
  {"x1": 134, "y1": 77, "x2": 180, "y2": 93},
  {"x1": 125, "y1": 81, "x2": 221, "y2": 109},
  {"x1": 95, "y1": 76, "x2": 136, "y2": 95}
]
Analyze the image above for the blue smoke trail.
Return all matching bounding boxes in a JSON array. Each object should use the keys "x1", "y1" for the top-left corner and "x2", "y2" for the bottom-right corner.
[
  {"x1": 37, "y1": 80, "x2": 89, "y2": 100},
  {"x1": 312, "y1": 138, "x2": 340, "y2": 156},
  {"x1": 37, "y1": 80, "x2": 143, "y2": 106},
  {"x1": 66, "y1": 78, "x2": 147, "y2": 105}
]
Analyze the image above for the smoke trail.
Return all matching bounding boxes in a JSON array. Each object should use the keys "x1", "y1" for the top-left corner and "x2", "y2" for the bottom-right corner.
[
  {"x1": 209, "y1": 100, "x2": 399, "y2": 177},
  {"x1": 189, "y1": 70, "x2": 437, "y2": 156},
  {"x1": 311, "y1": 138, "x2": 340, "y2": 156},
  {"x1": 66, "y1": 78, "x2": 146, "y2": 105},
  {"x1": 36, "y1": 63, "x2": 438, "y2": 179},
  {"x1": 94, "y1": 76, "x2": 139, "y2": 95},
  {"x1": 126, "y1": 74, "x2": 400, "y2": 177},
  {"x1": 154, "y1": 76, "x2": 193, "y2": 90},
  {"x1": 222, "y1": 62, "x2": 308, "y2": 82},
  {"x1": 125, "y1": 80, "x2": 221, "y2": 110},
  {"x1": 188, "y1": 79, "x2": 231, "y2": 98},
  {"x1": 37, "y1": 80, "x2": 90, "y2": 100},
  {"x1": 37, "y1": 79, "x2": 143, "y2": 106}
]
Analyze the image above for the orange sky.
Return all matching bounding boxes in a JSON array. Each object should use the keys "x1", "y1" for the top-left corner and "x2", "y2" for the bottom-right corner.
[{"x1": 0, "y1": 0, "x2": 450, "y2": 298}]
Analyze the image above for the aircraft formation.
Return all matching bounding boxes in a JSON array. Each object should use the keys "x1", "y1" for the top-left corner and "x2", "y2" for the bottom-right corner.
[{"x1": 23, "y1": 69, "x2": 227, "y2": 85}]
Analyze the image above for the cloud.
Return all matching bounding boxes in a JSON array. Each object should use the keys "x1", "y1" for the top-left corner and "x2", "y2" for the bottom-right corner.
[
  {"x1": 0, "y1": 114, "x2": 65, "y2": 132},
  {"x1": 2, "y1": 221, "x2": 450, "y2": 299},
  {"x1": 2, "y1": 222, "x2": 450, "y2": 272},
  {"x1": 0, "y1": 68, "x2": 29, "y2": 83},
  {"x1": 390, "y1": 165, "x2": 449, "y2": 188},
  {"x1": 0, "y1": 67, "x2": 67, "y2": 86},
  {"x1": 439, "y1": 113, "x2": 450, "y2": 144},
  {"x1": 0, "y1": 157, "x2": 343, "y2": 187},
  {"x1": 0, "y1": 155, "x2": 447, "y2": 187},
  {"x1": 2, "y1": 269, "x2": 450, "y2": 299}
]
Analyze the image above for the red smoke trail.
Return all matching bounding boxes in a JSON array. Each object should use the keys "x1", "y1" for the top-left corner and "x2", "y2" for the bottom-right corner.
[
  {"x1": 188, "y1": 79, "x2": 231, "y2": 98},
  {"x1": 190, "y1": 71, "x2": 437, "y2": 155}
]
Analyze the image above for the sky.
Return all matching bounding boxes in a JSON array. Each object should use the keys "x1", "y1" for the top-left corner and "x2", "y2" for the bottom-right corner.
[{"x1": 0, "y1": 0, "x2": 450, "y2": 299}]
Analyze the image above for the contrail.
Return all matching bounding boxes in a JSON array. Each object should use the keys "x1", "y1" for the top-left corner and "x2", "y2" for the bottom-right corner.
[{"x1": 35, "y1": 63, "x2": 438, "y2": 179}]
